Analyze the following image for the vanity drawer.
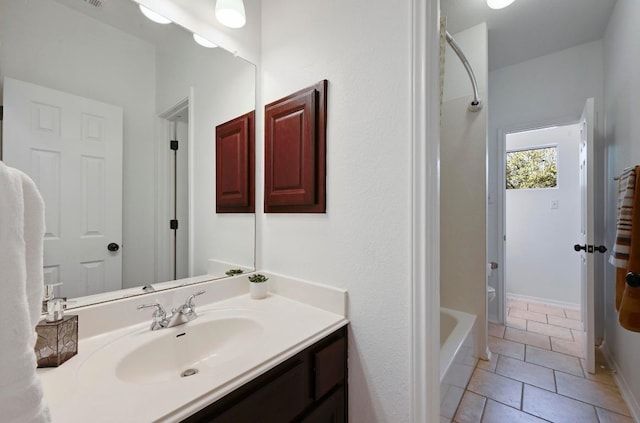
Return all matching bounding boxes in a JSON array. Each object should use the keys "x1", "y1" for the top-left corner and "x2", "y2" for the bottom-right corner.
[
  {"x1": 182, "y1": 326, "x2": 347, "y2": 423},
  {"x1": 211, "y1": 359, "x2": 308, "y2": 423},
  {"x1": 313, "y1": 337, "x2": 346, "y2": 400}
]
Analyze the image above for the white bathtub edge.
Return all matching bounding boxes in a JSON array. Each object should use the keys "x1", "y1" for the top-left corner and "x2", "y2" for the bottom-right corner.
[{"x1": 440, "y1": 307, "x2": 477, "y2": 382}]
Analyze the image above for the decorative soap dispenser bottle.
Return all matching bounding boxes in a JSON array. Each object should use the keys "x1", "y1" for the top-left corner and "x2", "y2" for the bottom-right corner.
[{"x1": 34, "y1": 296, "x2": 78, "y2": 367}]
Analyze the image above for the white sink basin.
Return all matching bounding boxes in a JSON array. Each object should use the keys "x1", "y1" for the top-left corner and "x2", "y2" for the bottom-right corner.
[{"x1": 78, "y1": 313, "x2": 264, "y2": 385}]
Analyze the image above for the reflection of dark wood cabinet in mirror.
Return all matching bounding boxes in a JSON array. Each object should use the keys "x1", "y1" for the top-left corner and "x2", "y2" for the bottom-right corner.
[
  {"x1": 216, "y1": 111, "x2": 255, "y2": 213},
  {"x1": 0, "y1": 0, "x2": 256, "y2": 307}
]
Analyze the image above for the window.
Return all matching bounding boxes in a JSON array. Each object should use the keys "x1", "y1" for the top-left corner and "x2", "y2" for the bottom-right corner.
[{"x1": 506, "y1": 146, "x2": 557, "y2": 189}]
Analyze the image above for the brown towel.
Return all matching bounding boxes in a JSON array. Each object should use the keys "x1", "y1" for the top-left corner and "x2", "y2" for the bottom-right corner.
[{"x1": 619, "y1": 166, "x2": 640, "y2": 331}]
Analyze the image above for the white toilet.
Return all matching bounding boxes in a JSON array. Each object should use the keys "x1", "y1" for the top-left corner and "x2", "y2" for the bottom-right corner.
[
  {"x1": 487, "y1": 262, "x2": 496, "y2": 302},
  {"x1": 487, "y1": 285, "x2": 496, "y2": 302}
]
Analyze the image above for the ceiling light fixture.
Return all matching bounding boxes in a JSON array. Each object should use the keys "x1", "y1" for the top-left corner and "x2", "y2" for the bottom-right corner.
[
  {"x1": 193, "y1": 33, "x2": 218, "y2": 48},
  {"x1": 215, "y1": 0, "x2": 246, "y2": 29},
  {"x1": 139, "y1": 5, "x2": 172, "y2": 24},
  {"x1": 487, "y1": 0, "x2": 515, "y2": 10}
]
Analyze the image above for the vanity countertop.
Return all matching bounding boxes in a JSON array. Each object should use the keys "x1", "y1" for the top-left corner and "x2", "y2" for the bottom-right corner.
[{"x1": 37, "y1": 275, "x2": 348, "y2": 422}]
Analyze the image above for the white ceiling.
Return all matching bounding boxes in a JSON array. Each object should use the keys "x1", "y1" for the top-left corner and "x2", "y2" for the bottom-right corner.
[{"x1": 441, "y1": 0, "x2": 618, "y2": 70}]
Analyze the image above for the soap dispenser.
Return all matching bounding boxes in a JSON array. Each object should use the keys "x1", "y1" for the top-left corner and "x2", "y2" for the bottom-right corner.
[
  {"x1": 34, "y1": 298, "x2": 78, "y2": 367},
  {"x1": 41, "y1": 283, "x2": 64, "y2": 313}
]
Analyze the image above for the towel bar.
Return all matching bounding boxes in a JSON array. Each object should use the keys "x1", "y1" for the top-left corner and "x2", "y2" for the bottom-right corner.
[{"x1": 626, "y1": 272, "x2": 640, "y2": 288}]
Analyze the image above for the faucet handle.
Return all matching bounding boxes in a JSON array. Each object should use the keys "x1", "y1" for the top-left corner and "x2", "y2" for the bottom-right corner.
[
  {"x1": 137, "y1": 303, "x2": 166, "y2": 317},
  {"x1": 186, "y1": 290, "x2": 206, "y2": 308}
]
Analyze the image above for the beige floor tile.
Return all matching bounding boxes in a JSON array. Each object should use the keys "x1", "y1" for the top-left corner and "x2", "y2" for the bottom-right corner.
[
  {"x1": 580, "y1": 348, "x2": 618, "y2": 387},
  {"x1": 572, "y1": 329, "x2": 584, "y2": 343},
  {"x1": 506, "y1": 315, "x2": 527, "y2": 330},
  {"x1": 504, "y1": 327, "x2": 551, "y2": 350},
  {"x1": 555, "y1": 371, "x2": 631, "y2": 416},
  {"x1": 527, "y1": 302, "x2": 566, "y2": 317},
  {"x1": 583, "y1": 362, "x2": 618, "y2": 387},
  {"x1": 495, "y1": 355, "x2": 556, "y2": 391},
  {"x1": 441, "y1": 385, "x2": 465, "y2": 419},
  {"x1": 488, "y1": 336, "x2": 525, "y2": 360},
  {"x1": 564, "y1": 308, "x2": 582, "y2": 320},
  {"x1": 477, "y1": 354, "x2": 499, "y2": 373},
  {"x1": 482, "y1": 399, "x2": 547, "y2": 423},
  {"x1": 526, "y1": 320, "x2": 573, "y2": 340},
  {"x1": 509, "y1": 308, "x2": 548, "y2": 323},
  {"x1": 547, "y1": 314, "x2": 584, "y2": 330},
  {"x1": 453, "y1": 391, "x2": 486, "y2": 423},
  {"x1": 551, "y1": 337, "x2": 584, "y2": 358},
  {"x1": 596, "y1": 407, "x2": 636, "y2": 423},
  {"x1": 522, "y1": 384, "x2": 598, "y2": 422},
  {"x1": 467, "y1": 368, "x2": 523, "y2": 409},
  {"x1": 507, "y1": 298, "x2": 528, "y2": 310},
  {"x1": 488, "y1": 322, "x2": 505, "y2": 338},
  {"x1": 525, "y1": 345, "x2": 584, "y2": 377}
]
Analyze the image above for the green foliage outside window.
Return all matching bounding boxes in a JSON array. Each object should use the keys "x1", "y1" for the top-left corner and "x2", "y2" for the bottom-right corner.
[{"x1": 506, "y1": 147, "x2": 557, "y2": 189}]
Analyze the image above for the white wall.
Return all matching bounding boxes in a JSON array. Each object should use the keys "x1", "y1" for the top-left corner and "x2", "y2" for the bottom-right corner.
[
  {"x1": 505, "y1": 124, "x2": 581, "y2": 306},
  {"x1": 0, "y1": 0, "x2": 157, "y2": 291},
  {"x1": 441, "y1": 23, "x2": 488, "y2": 358},
  {"x1": 603, "y1": 0, "x2": 640, "y2": 417},
  {"x1": 488, "y1": 40, "x2": 605, "y2": 331},
  {"x1": 260, "y1": 0, "x2": 412, "y2": 420},
  {"x1": 155, "y1": 32, "x2": 256, "y2": 276}
]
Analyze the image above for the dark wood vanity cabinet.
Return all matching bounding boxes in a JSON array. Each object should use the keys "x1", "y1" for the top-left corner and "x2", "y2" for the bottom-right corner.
[{"x1": 182, "y1": 326, "x2": 347, "y2": 423}]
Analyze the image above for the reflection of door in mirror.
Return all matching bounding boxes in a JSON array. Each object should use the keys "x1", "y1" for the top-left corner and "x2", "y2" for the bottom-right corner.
[
  {"x1": 0, "y1": 0, "x2": 256, "y2": 307},
  {"x1": 3, "y1": 77, "x2": 123, "y2": 299}
]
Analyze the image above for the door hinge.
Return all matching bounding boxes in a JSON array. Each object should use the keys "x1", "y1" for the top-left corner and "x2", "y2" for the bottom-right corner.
[
  {"x1": 170, "y1": 219, "x2": 178, "y2": 230},
  {"x1": 0, "y1": 105, "x2": 3, "y2": 121},
  {"x1": 170, "y1": 140, "x2": 179, "y2": 151}
]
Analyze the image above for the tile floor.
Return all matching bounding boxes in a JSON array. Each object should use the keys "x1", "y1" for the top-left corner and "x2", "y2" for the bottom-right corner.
[{"x1": 450, "y1": 297, "x2": 635, "y2": 423}]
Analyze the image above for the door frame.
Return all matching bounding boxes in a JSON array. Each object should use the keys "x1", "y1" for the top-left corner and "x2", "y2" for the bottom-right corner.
[
  {"x1": 496, "y1": 116, "x2": 582, "y2": 324},
  {"x1": 156, "y1": 93, "x2": 194, "y2": 283}
]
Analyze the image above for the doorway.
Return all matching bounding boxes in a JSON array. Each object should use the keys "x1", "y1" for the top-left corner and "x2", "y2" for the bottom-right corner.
[
  {"x1": 157, "y1": 99, "x2": 190, "y2": 283},
  {"x1": 503, "y1": 123, "x2": 582, "y2": 310}
]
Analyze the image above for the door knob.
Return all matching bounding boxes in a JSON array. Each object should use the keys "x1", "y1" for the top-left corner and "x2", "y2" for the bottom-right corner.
[
  {"x1": 595, "y1": 245, "x2": 608, "y2": 253},
  {"x1": 107, "y1": 243, "x2": 120, "y2": 252},
  {"x1": 626, "y1": 272, "x2": 640, "y2": 288},
  {"x1": 574, "y1": 244, "x2": 586, "y2": 252}
]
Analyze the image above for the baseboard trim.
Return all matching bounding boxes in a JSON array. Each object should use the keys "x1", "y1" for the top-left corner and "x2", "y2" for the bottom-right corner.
[
  {"x1": 507, "y1": 293, "x2": 580, "y2": 310},
  {"x1": 600, "y1": 341, "x2": 640, "y2": 422}
]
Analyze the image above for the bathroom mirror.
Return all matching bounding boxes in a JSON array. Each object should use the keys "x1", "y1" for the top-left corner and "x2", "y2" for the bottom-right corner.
[{"x1": 0, "y1": 0, "x2": 256, "y2": 307}]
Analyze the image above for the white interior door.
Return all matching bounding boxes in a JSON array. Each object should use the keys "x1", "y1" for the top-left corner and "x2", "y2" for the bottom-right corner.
[
  {"x1": 2, "y1": 77, "x2": 123, "y2": 298},
  {"x1": 578, "y1": 97, "x2": 595, "y2": 374}
]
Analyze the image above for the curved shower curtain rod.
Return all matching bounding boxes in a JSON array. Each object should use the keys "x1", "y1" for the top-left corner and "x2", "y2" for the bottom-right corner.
[{"x1": 445, "y1": 31, "x2": 483, "y2": 112}]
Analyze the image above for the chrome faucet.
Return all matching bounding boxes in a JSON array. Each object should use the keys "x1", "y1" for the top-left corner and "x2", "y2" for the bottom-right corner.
[
  {"x1": 168, "y1": 290, "x2": 205, "y2": 327},
  {"x1": 137, "y1": 303, "x2": 169, "y2": 331},
  {"x1": 137, "y1": 290, "x2": 206, "y2": 331}
]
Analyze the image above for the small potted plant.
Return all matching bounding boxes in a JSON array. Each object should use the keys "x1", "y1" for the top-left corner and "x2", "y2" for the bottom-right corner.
[
  {"x1": 225, "y1": 269, "x2": 244, "y2": 277},
  {"x1": 248, "y1": 274, "x2": 269, "y2": 299}
]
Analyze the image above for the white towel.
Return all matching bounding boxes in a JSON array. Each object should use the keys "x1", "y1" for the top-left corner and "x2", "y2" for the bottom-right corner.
[{"x1": 0, "y1": 160, "x2": 51, "y2": 423}]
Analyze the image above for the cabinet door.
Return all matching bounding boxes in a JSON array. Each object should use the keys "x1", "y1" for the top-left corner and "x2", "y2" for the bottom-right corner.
[
  {"x1": 299, "y1": 387, "x2": 345, "y2": 423},
  {"x1": 264, "y1": 80, "x2": 327, "y2": 213},
  {"x1": 216, "y1": 111, "x2": 255, "y2": 213},
  {"x1": 209, "y1": 360, "x2": 308, "y2": 423}
]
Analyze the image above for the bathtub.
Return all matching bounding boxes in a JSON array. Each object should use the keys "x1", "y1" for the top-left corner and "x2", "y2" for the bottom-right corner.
[{"x1": 440, "y1": 307, "x2": 477, "y2": 421}]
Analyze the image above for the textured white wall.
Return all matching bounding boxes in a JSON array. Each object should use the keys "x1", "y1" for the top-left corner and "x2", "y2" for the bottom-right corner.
[
  {"x1": 488, "y1": 40, "x2": 605, "y2": 331},
  {"x1": 260, "y1": 0, "x2": 412, "y2": 420},
  {"x1": 505, "y1": 125, "x2": 581, "y2": 306},
  {"x1": 441, "y1": 23, "x2": 488, "y2": 358},
  {"x1": 603, "y1": 0, "x2": 640, "y2": 416},
  {"x1": 0, "y1": 0, "x2": 157, "y2": 290},
  {"x1": 155, "y1": 35, "x2": 256, "y2": 276}
]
